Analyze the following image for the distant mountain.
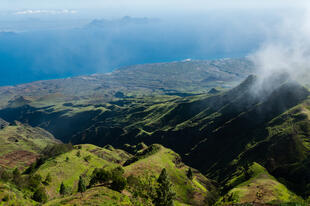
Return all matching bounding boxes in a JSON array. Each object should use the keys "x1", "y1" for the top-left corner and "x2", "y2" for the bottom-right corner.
[
  {"x1": 86, "y1": 16, "x2": 160, "y2": 29},
  {"x1": 0, "y1": 31, "x2": 16, "y2": 36},
  {"x1": 0, "y1": 15, "x2": 263, "y2": 86}
]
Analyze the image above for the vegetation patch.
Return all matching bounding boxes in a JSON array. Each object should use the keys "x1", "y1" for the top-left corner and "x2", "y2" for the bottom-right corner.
[{"x1": 218, "y1": 163, "x2": 302, "y2": 205}]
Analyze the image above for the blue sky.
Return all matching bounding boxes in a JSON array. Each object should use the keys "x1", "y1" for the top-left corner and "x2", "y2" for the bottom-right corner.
[{"x1": 1, "y1": 0, "x2": 306, "y2": 10}]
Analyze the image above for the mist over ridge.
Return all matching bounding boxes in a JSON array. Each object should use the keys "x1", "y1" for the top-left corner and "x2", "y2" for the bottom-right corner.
[{"x1": 248, "y1": 4, "x2": 310, "y2": 92}]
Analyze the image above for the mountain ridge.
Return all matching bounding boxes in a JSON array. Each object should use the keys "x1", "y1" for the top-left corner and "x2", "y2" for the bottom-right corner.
[
  {"x1": 0, "y1": 58, "x2": 253, "y2": 108},
  {"x1": 1, "y1": 59, "x2": 310, "y2": 204}
]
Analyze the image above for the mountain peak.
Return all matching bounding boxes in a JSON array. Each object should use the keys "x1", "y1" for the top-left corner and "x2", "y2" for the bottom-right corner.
[{"x1": 7, "y1": 96, "x2": 32, "y2": 108}]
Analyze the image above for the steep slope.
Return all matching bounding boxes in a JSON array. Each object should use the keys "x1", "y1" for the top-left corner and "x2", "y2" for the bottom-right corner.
[
  {"x1": 217, "y1": 163, "x2": 302, "y2": 205},
  {"x1": 44, "y1": 186, "x2": 133, "y2": 206},
  {"x1": 124, "y1": 144, "x2": 218, "y2": 206},
  {"x1": 32, "y1": 143, "x2": 217, "y2": 206},
  {"x1": 184, "y1": 78, "x2": 309, "y2": 173},
  {"x1": 35, "y1": 144, "x2": 131, "y2": 199},
  {"x1": 1, "y1": 71, "x2": 310, "y2": 201},
  {"x1": 0, "y1": 182, "x2": 37, "y2": 206}
]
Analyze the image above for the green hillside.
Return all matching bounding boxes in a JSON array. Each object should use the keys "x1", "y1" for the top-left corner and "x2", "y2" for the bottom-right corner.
[
  {"x1": 0, "y1": 123, "x2": 218, "y2": 206},
  {"x1": 217, "y1": 163, "x2": 302, "y2": 205},
  {"x1": 1, "y1": 74, "x2": 310, "y2": 203},
  {"x1": 35, "y1": 144, "x2": 130, "y2": 199},
  {"x1": 35, "y1": 143, "x2": 217, "y2": 205},
  {"x1": 44, "y1": 186, "x2": 133, "y2": 206},
  {"x1": 0, "y1": 121, "x2": 59, "y2": 170},
  {"x1": 1, "y1": 59, "x2": 310, "y2": 204},
  {"x1": 0, "y1": 181, "x2": 37, "y2": 206},
  {"x1": 124, "y1": 144, "x2": 218, "y2": 205}
]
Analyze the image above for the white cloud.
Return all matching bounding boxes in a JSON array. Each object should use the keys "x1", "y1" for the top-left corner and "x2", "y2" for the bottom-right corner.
[
  {"x1": 14, "y1": 9, "x2": 77, "y2": 15},
  {"x1": 249, "y1": 3, "x2": 310, "y2": 90}
]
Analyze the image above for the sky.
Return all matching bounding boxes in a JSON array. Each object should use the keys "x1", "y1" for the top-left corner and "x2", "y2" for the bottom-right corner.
[
  {"x1": 0, "y1": 1, "x2": 307, "y2": 22},
  {"x1": 1, "y1": 0, "x2": 307, "y2": 12}
]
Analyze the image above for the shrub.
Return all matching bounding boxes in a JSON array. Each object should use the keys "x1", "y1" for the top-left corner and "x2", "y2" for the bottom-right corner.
[
  {"x1": 2, "y1": 195, "x2": 9, "y2": 202},
  {"x1": 111, "y1": 175, "x2": 127, "y2": 192},
  {"x1": 242, "y1": 161, "x2": 253, "y2": 180},
  {"x1": 35, "y1": 157, "x2": 46, "y2": 168},
  {"x1": 89, "y1": 168, "x2": 112, "y2": 187},
  {"x1": 59, "y1": 182, "x2": 67, "y2": 196},
  {"x1": 84, "y1": 155, "x2": 92, "y2": 162},
  {"x1": 111, "y1": 166, "x2": 125, "y2": 177},
  {"x1": 24, "y1": 158, "x2": 46, "y2": 174},
  {"x1": 42, "y1": 143, "x2": 74, "y2": 158},
  {"x1": 12, "y1": 168, "x2": 22, "y2": 187},
  {"x1": 186, "y1": 168, "x2": 193, "y2": 180},
  {"x1": 13, "y1": 168, "x2": 20, "y2": 178},
  {"x1": 24, "y1": 163, "x2": 35, "y2": 175},
  {"x1": 28, "y1": 174, "x2": 42, "y2": 190},
  {"x1": 32, "y1": 187, "x2": 48, "y2": 203},
  {"x1": 78, "y1": 176, "x2": 86, "y2": 193},
  {"x1": 153, "y1": 168, "x2": 175, "y2": 206},
  {"x1": 0, "y1": 168, "x2": 10, "y2": 182},
  {"x1": 44, "y1": 173, "x2": 52, "y2": 185},
  {"x1": 89, "y1": 166, "x2": 127, "y2": 192},
  {"x1": 127, "y1": 174, "x2": 157, "y2": 199},
  {"x1": 76, "y1": 151, "x2": 81, "y2": 157}
]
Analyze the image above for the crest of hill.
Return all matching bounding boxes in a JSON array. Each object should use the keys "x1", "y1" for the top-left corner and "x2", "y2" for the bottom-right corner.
[
  {"x1": 7, "y1": 96, "x2": 32, "y2": 108},
  {"x1": 35, "y1": 144, "x2": 132, "y2": 199},
  {"x1": 124, "y1": 144, "x2": 218, "y2": 205},
  {"x1": 23, "y1": 143, "x2": 218, "y2": 205},
  {"x1": 216, "y1": 162, "x2": 302, "y2": 205}
]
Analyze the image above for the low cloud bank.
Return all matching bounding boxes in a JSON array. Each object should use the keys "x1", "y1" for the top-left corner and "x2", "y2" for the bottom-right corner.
[
  {"x1": 14, "y1": 10, "x2": 77, "y2": 15},
  {"x1": 249, "y1": 5, "x2": 310, "y2": 90}
]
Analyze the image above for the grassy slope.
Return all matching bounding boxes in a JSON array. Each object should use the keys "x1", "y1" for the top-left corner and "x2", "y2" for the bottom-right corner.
[
  {"x1": 233, "y1": 98, "x2": 310, "y2": 196},
  {"x1": 44, "y1": 186, "x2": 133, "y2": 206},
  {"x1": 35, "y1": 144, "x2": 131, "y2": 199},
  {"x1": 217, "y1": 163, "x2": 302, "y2": 205},
  {"x1": 0, "y1": 122, "x2": 58, "y2": 169},
  {"x1": 1, "y1": 75, "x2": 310, "y2": 203},
  {"x1": 43, "y1": 144, "x2": 217, "y2": 206},
  {"x1": 0, "y1": 182, "x2": 37, "y2": 206},
  {"x1": 124, "y1": 144, "x2": 217, "y2": 206}
]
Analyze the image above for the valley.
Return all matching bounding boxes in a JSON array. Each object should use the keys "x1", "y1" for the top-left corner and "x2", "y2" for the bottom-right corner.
[{"x1": 0, "y1": 58, "x2": 309, "y2": 205}]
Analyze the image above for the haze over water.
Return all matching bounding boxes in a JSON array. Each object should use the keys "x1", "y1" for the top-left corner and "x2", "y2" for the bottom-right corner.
[{"x1": 0, "y1": 0, "x2": 304, "y2": 86}]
